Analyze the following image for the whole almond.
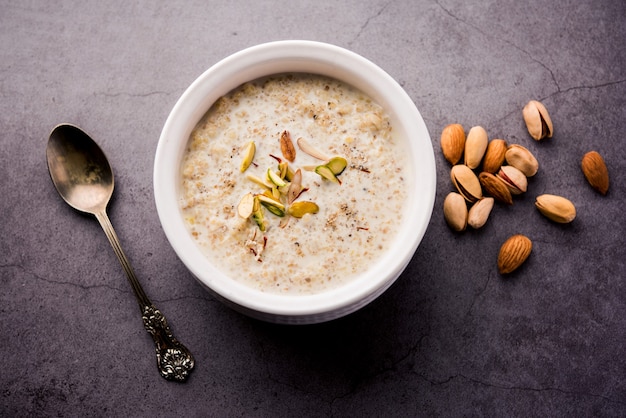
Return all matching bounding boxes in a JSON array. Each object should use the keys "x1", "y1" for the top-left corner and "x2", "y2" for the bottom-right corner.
[
  {"x1": 440, "y1": 124, "x2": 466, "y2": 165},
  {"x1": 464, "y1": 126, "x2": 488, "y2": 169},
  {"x1": 479, "y1": 172, "x2": 513, "y2": 205},
  {"x1": 482, "y1": 139, "x2": 507, "y2": 173},
  {"x1": 535, "y1": 194, "x2": 576, "y2": 223},
  {"x1": 443, "y1": 192, "x2": 468, "y2": 232},
  {"x1": 581, "y1": 151, "x2": 609, "y2": 195},
  {"x1": 498, "y1": 234, "x2": 532, "y2": 274}
]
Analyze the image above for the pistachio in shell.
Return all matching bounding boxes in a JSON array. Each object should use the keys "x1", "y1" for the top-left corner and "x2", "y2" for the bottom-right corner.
[
  {"x1": 450, "y1": 164, "x2": 483, "y2": 203},
  {"x1": 522, "y1": 100, "x2": 553, "y2": 140},
  {"x1": 497, "y1": 165, "x2": 527, "y2": 195},
  {"x1": 464, "y1": 126, "x2": 488, "y2": 169},
  {"x1": 535, "y1": 194, "x2": 576, "y2": 223},
  {"x1": 468, "y1": 197, "x2": 494, "y2": 229},
  {"x1": 443, "y1": 192, "x2": 468, "y2": 232},
  {"x1": 505, "y1": 144, "x2": 539, "y2": 177}
]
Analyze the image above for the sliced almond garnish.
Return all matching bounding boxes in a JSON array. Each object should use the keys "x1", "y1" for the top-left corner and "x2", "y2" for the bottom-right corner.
[
  {"x1": 287, "y1": 169, "x2": 303, "y2": 204},
  {"x1": 245, "y1": 173, "x2": 271, "y2": 190},
  {"x1": 297, "y1": 137, "x2": 331, "y2": 161},
  {"x1": 237, "y1": 193, "x2": 255, "y2": 218}
]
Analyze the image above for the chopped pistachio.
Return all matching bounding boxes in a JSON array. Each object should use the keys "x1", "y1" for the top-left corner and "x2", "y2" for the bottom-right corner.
[
  {"x1": 326, "y1": 156, "x2": 347, "y2": 175},
  {"x1": 239, "y1": 141, "x2": 256, "y2": 172},
  {"x1": 288, "y1": 201, "x2": 319, "y2": 218},
  {"x1": 252, "y1": 196, "x2": 266, "y2": 231},
  {"x1": 271, "y1": 187, "x2": 281, "y2": 200},
  {"x1": 278, "y1": 161, "x2": 289, "y2": 179},
  {"x1": 267, "y1": 167, "x2": 287, "y2": 187},
  {"x1": 315, "y1": 164, "x2": 341, "y2": 184},
  {"x1": 258, "y1": 193, "x2": 286, "y2": 217},
  {"x1": 284, "y1": 165, "x2": 295, "y2": 181}
]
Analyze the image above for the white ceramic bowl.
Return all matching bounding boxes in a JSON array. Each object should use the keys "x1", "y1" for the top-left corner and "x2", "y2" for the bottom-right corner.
[{"x1": 154, "y1": 40, "x2": 435, "y2": 324}]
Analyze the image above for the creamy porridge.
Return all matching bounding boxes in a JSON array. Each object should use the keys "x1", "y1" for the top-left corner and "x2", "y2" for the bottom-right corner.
[{"x1": 180, "y1": 73, "x2": 408, "y2": 294}]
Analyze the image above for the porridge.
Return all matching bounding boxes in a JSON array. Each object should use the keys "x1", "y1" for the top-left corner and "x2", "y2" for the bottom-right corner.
[{"x1": 180, "y1": 73, "x2": 408, "y2": 294}]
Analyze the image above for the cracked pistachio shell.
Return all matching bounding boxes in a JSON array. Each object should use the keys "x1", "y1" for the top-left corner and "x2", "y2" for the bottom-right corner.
[
  {"x1": 440, "y1": 123, "x2": 466, "y2": 165},
  {"x1": 505, "y1": 144, "x2": 539, "y2": 177},
  {"x1": 450, "y1": 164, "x2": 483, "y2": 203},
  {"x1": 443, "y1": 192, "x2": 468, "y2": 232},
  {"x1": 535, "y1": 194, "x2": 576, "y2": 223},
  {"x1": 464, "y1": 126, "x2": 488, "y2": 169},
  {"x1": 468, "y1": 197, "x2": 494, "y2": 229},
  {"x1": 523, "y1": 100, "x2": 553, "y2": 140},
  {"x1": 497, "y1": 165, "x2": 527, "y2": 195}
]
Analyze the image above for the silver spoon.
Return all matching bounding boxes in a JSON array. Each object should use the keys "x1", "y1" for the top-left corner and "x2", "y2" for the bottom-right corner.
[{"x1": 46, "y1": 123, "x2": 194, "y2": 382}]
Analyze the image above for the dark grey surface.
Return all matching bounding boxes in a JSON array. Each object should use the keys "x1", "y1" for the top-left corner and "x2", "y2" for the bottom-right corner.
[{"x1": 1, "y1": 1, "x2": 625, "y2": 416}]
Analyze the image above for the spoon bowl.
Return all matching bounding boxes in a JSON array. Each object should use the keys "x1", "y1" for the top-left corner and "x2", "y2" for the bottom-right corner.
[
  {"x1": 46, "y1": 123, "x2": 194, "y2": 382},
  {"x1": 47, "y1": 124, "x2": 113, "y2": 214}
]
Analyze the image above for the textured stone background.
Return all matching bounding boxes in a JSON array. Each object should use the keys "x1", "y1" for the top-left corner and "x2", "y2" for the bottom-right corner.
[{"x1": 1, "y1": 0, "x2": 624, "y2": 416}]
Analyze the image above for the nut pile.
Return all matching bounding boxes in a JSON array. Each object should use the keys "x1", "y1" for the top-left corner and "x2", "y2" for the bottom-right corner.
[{"x1": 441, "y1": 100, "x2": 610, "y2": 274}]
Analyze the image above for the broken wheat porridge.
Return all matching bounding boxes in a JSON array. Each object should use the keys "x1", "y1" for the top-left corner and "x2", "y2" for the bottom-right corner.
[{"x1": 180, "y1": 73, "x2": 408, "y2": 294}]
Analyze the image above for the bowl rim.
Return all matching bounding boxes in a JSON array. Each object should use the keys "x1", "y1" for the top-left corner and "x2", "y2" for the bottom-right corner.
[{"x1": 154, "y1": 40, "x2": 436, "y2": 323}]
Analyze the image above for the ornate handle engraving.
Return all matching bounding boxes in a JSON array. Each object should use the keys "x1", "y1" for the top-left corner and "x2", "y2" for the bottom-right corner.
[
  {"x1": 95, "y1": 210, "x2": 194, "y2": 382},
  {"x1": 143, "y1": 305, "x2": 195, "y2": 382}
]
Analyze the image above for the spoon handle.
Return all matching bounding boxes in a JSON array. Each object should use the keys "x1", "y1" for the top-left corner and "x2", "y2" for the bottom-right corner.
[{"x1": 95, "y1": 210, "x2": 195, "y2": 382}]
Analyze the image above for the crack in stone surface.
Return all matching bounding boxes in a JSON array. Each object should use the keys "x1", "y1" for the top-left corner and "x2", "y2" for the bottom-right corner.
[
  {"x1": 348, "y1": 0, "x2": 393, "y2": 45},
  {"x1": 541, "y1": 78, "x2": 626, "y2": 101},
  {"x1": 418, "y1": 373, "x2": 625, "y2": 404},
  {"x1": 434, "y1": 0, "x2": 560, "y2": 91},
  {"x1": 466, "y1": 269, "x2": 493, "y2": 316},
  {"x1": 0, "y1": 263, "x2": 207, "y2": 304},
  {"x1": 94, "y1": 90, "x2": 172, "y2": 99},
  {"x1": 327, "y1": 329, "x2": 431, "y2": 412}
]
